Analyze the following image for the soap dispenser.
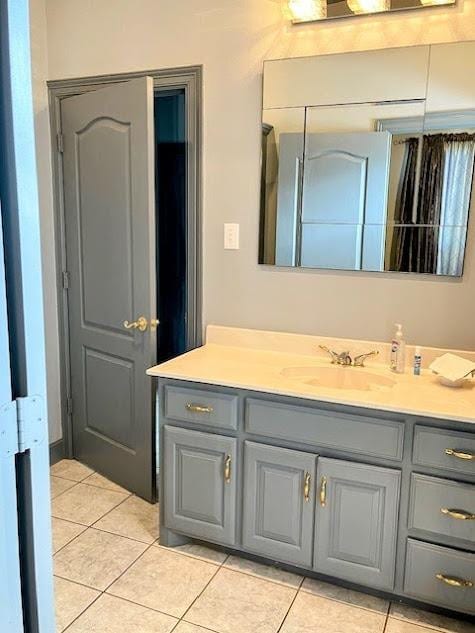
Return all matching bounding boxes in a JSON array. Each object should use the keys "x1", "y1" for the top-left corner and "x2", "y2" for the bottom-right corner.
[{"x1": 390, "y1": 323, "x2": 406, "y2": 374}]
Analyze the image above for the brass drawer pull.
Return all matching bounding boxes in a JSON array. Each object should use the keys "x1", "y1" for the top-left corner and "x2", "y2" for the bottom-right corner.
[
  {"x1": 185, "y1": 403, "x2": 214, "y2": 414},
  {"x1": 445, "y1": 448, "x2": 474, "y2": 461},
  {"x1": 441, "y1": 508, "x2": 475, "y2": 521},
  {"x1": 224, "y1": 455, "x2": 232, "y2": 483},
  {"x1": 436, "y1": 573, "x2": 474, "y2": 588},
  {"x1": 319, "y1": 476, "x2": 327, "y2": 507},
  {"x1": 304, "y1": 472, "x2": 311, "y2": 502}
]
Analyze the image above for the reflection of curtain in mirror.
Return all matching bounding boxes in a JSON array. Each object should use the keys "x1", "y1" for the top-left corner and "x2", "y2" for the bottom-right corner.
[
  {"x1": 390, "y1": 137, "x2": 418, "y2": 271},
  {"x1": 437, "y1": 135, "x2": 475, "y2": 275}
]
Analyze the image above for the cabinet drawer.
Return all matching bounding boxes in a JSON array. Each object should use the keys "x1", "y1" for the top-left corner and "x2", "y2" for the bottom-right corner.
[
  {"x1": 245, "y1": 399, "x2": 404, "y2": 460},
  {"x1": 404, "y1": 539, "x2": 475, "y2": 614},
  {"x1": 164, "y1": 385, "x2": 238, "y2": 430},
  {"x1": 408, "y1": 474, "x2": 475, "y2": 548},
  {"x1": 413, "y1": 426, "x2": 475, "y2": 477}
]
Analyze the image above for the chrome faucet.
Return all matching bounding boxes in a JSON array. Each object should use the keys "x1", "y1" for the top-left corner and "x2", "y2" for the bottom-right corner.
[{"x1": 319, "y1": 345, "x2": 379, "y2": 368}]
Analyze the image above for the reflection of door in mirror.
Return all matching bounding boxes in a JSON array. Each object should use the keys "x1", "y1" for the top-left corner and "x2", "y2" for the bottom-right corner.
[{"x1": 301, "y1": 131, "x2": 391, "y2": 271}]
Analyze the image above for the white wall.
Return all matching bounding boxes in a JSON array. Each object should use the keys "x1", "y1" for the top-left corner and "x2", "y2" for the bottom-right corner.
[
  {"x1": 34, "y1": 0, "x2": 475, "y2": 441},
  {"x1": 30, "y1": 0, "x2": 62, "y2": 444}
]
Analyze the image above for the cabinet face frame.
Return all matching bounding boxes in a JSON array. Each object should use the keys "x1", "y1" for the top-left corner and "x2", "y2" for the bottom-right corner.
[{"x1": 158, "y1": 378, "x2": 475, "y2": 616}]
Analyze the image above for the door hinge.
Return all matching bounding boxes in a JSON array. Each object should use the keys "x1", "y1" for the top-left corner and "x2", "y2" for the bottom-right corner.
[
  {"x1": 57, "y1": 133, "x2": 64, "y2": 153},
  {"x1": 0, "y1": 396, "x2": 45, "y2": 456},
  {"x1": 16, "y1": 396, "x2": 45, "y2": 454},
  {"x1": 66, "y1": 397, "x2": 73, "y2": 416},
  {"x1": 62, "y1": 270, "x2": 70, "y2": 289}
]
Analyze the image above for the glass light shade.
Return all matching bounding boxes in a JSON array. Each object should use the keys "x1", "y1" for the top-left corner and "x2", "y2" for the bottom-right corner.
[
  {"x1": 288, "y1": 0, "x2": 327, "y2": 21},
  {"x1": 347, "y1": 0, "x2": 390, "y2": 12}
]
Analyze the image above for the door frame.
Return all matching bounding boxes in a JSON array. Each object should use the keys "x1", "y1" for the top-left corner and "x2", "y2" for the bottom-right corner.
[{"x1": 48, "y1": 66, "x2": 203, "y2": 458}]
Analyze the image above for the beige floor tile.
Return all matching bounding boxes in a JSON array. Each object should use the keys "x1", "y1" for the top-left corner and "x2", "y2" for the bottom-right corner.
[
  {"x1": 65, "y1": 594, "x2": 178, "y2": 633},
  {"x1": 156, "y1": 541, "x2": 227, "y2": 565},
  {"x1": 223, "y1": 555, "x2": 302, "y2": 588},
  {"x1": 389, "y1": 604, "x2": 475, "y2": 633},
  {"x1": 50, "y1": 476, "x2": 77, "y2": 499},
  {"x1": 176, "y1": 623, "x2": 219, "y2": 633},
  {"x1": 185, "y1": 567, "x2": 296, "y2": 633},
  {"x1": 82, "y1": 472, "x2": 130, "y2": 494},
  {"x1": 54, "y1": 576, "x2": 99, "y2": 632},
  {"x1": 386, "y1": 618, "x2": 453, "y2": 633},
  {"x1": 279, "y1": 591, "x2": 386, "y2": 633},
  {"x1": 51, "y1": 460, "x2": 94, "y2": 482},
  {"x1": 52, "y1": 518, "x2": 87, "y2": 554},
  {"x1": 301, "y1": 577, "x2": 389, "y2": 613},
  {"x1": 94, "y1": 495, "x2": 158, "y2": 543},
  {"x1": 52, "y1": 483, "x2": 128, "y2": 526},
  {"x1": 54, "y1": 528, "x2": 147, "y2": 590},
  {"x1": 108, "y1": 546, "x2": 218, "y2": 618}
]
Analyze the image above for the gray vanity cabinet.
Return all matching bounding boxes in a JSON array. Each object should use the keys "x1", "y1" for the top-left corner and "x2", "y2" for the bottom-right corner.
[
  {"x1": 163, "y1": 425, "x2": 237, "y2": 545},
  {"x1": 242, "y1": 441, "x2": 317, "y2": 567},
  {"x1": 314, "y1": 457, "x2": 401, "y2": 590}
]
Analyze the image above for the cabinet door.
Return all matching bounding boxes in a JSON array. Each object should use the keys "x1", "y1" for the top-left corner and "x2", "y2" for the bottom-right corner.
[
  {"x1": 243, "y1": 441, "x2": 316, "y2": 567},
  {"x1": 314, "y1": 458, "x2": 400, "y2": 590},
  {"x1": 163, "y1": 426, "x2": 237, "y2": 545}
]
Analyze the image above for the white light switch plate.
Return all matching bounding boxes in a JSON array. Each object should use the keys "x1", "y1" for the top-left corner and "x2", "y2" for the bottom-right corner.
[{"x1": 224, "y1": 223, "x2": 239, "y2": 250}]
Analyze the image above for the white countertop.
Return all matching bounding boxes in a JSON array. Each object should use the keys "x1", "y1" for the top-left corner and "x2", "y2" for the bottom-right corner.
[{"x1": 147, "y1": 328, "x2": 475, "y2": 425}]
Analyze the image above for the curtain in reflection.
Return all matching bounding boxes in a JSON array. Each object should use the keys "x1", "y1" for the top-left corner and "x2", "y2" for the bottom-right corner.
[
  {"x1": 391, "y1": 135, "x2": 445, "y2": 273},
  {"x1": 437, "y1": 135, "x2": 475, "y2": 275},
  {"x1": 390, "y1": 137, "x2": 418, "y2": 271}
]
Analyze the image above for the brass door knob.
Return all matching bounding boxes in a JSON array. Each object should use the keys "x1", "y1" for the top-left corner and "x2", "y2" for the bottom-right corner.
[{"x1": 123, "y1": 316, "x2": 148, "y2": 332}]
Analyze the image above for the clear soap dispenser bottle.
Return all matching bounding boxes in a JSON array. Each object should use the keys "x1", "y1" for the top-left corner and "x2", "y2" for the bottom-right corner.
[{"x1": 390, "y1": 323, "x2": 406, "y2": 374}]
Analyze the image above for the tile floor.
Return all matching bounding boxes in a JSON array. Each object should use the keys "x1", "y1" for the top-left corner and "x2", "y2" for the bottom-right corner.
[{"x1": 50, "y1": 460, "x2": 475, "y2": 633}]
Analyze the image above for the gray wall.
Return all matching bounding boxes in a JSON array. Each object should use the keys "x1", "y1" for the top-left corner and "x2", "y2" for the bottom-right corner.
[{"x1": 32, "y1": 0, "x2": 475, "y2": 441}]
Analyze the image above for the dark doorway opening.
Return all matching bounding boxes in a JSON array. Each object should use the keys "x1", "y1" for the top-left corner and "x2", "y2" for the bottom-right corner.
[{"x1": 154, "y1": 89, "x2": 187, "y2": 363}]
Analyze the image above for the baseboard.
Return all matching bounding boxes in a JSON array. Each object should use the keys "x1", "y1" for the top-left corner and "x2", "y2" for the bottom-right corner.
[{"x1": 49, "y1": 439, "x2": 65, "y2": 465}]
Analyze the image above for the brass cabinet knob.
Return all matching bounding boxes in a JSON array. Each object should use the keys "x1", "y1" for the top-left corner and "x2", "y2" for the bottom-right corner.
[
  {"x1": 441, "y1": 508, "x2": 475, "y2": 521},
  {"x1": 445, "y1": 448, "x2": 474, "y2": 461},
  {"x1": 304, "y1": 472, "x2": 311, "y2": 502},
  {"x1": 436, "y1": 573, "x2": 473, "y2": 588},
  {"x1": 224, "y1": 455, "x2": 232, "y2": 483},
  {"x1": 319, "y1": 476, "x2": 327, "y2": 507},
  {"x1": 185, "y1": 403, "x2": 214, "y2": 414}
]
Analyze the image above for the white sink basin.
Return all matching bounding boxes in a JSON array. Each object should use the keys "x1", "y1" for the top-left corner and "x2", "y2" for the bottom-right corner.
[{"x1": 281, "y1": 365, "x2": 396, "y2": 392}]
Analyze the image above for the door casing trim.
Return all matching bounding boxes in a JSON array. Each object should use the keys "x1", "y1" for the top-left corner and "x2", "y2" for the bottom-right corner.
[{"x1": 48, "y1": 66, "x2": 203, "y2": 457}]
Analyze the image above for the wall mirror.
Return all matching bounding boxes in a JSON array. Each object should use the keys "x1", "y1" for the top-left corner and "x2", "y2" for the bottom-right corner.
[{"x1": 259, "y1": 44, "x2": 475, "y2": 276}]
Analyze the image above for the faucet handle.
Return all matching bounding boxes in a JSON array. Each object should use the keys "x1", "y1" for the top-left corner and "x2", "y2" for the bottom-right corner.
[
  {"x1": 319, "y1": 345, "x2": 339, "y2": 364},
  {"x1": 353, "y1": 350, "x2": 379, "y2": 367}
]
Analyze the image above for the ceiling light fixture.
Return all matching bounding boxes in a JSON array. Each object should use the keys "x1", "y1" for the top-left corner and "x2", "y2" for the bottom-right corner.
[{"x1": 288, "y1": 0, "x2": 327, "y2": 22}]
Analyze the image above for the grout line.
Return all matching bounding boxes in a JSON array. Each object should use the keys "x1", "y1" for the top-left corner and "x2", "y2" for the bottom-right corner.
[
  {"x1": 51, "y1": 481, "x2": 80, "y2": 501},
  {"x1": 275, "y1": 576, "x2": 304, "y2": 633},
  {"x1": 178, "y1": 546, "x2": 229, "y2": 625},
  {"x1": 52, "y1": 523, "x2": 88, "y2": 557},
  {"x1": 60, "y1": 590, "x2": 103, "y2": 633}
]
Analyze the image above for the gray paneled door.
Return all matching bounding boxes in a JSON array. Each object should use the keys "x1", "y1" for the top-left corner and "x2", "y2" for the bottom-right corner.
[
  {"x1": 243, "y1": 441, "x2": 316, "y2": 567},
  {"x1": 314, "y1": 457, "x2": 400, "y2": 590},
  {"x1": 62, "y1": 77, "x2": 157, "y2": 500}
]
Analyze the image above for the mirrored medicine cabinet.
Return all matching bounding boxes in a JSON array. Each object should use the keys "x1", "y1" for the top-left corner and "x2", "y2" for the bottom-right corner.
[{"x1": 259, "y1": 43, "x2": 475, "y2": 277}]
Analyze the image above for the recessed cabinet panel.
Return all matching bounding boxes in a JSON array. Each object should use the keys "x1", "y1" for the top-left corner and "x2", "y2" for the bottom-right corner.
[
  {"x1": 242, "y1": 442, "x2": 316, "y2": 567},
  {"x1": 163, "y1": 426, "x2": 237, "y2": 545},
  {"x1": 314, "y1": 458, "x2": 401, "y2": 590}
]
